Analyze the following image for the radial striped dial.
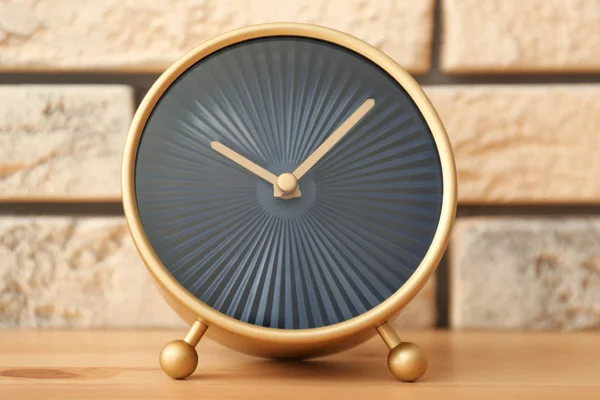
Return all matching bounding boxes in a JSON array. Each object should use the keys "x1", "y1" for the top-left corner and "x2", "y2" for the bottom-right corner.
[{"x1": 135, "y1": 37, "x2": 444, "y2": 329}]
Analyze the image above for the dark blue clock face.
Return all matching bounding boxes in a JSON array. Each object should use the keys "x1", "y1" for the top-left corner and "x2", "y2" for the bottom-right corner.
[{"x1": 135, "y1": 36, "x2": 444, "y2": 329}]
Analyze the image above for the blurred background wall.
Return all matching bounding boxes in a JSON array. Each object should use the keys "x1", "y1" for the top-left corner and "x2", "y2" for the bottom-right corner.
[{"x1": 1, "y1": 0, "x2": 599, "y2": 331}]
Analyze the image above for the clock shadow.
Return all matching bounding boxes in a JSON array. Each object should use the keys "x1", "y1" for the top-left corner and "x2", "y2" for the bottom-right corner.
[
  {"x1": 255, "y1": 360, "x2": 388, "y2": 381},
  {"x1": 220, "y1": 349, "x2": 391, "y2": 382}
]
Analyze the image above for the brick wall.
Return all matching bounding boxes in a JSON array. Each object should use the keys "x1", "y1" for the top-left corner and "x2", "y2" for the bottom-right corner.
[{"x1": 1, "y1": 0, "x2": 599, "y2": 330}]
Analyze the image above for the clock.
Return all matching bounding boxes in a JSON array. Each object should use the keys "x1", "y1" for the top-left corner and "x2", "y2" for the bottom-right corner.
[{"x1": 122, "y1": 23, "x2": 456, "y2": 382}]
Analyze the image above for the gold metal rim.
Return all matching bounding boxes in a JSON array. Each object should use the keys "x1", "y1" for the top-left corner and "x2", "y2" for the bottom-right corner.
[{"x1": 122, "y1": 23, "x2": 457, "y2": 345}]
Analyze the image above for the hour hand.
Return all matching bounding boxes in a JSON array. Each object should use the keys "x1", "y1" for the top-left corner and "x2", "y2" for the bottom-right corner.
[
  {"x1": 210, "y1": 141, "x2": 301, "y2": 199},
  {"x1": 210, "y1": 141, "x2": 278, "y2": 184}
]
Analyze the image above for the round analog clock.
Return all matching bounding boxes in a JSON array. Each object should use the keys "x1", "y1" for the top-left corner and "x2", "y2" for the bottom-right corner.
[{"x1": 123, "y1": 23, "x2": 456, "y2": 382}]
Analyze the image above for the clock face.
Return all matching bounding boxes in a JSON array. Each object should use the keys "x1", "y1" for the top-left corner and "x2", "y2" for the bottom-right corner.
[{"x1": 135, "y1": 36, "x2": 444, "y2": 330}]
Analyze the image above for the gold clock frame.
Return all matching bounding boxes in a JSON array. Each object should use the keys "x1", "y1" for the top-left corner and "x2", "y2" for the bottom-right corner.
[{"x1": 122, "y1": 23, "x2": 457, "y2": 382}]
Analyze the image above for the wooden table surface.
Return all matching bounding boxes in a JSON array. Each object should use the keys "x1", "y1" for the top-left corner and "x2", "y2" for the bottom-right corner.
[{"x1": 1, "y1": 330, "x2": 599, "y2": 399}]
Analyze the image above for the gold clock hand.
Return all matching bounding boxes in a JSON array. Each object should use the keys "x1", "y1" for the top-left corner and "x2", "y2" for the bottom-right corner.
[
  {"x1": 210, "y1": 141, "x2": 301, "y2": 199},
  {"x1": 293, "y1": 98, "x2": 375, "y2": 179},
  {"x1": 211, "y1": 141, "x2": 278, "y2": 184}
]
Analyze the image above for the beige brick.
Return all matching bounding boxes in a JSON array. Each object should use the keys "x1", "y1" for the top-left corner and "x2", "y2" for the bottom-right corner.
[
  {"x1": 0, "y1": 0, "x2": 434, "y2": 74},
  {"x1": 441, "y1": 0, "x2": 600, "y2": 73},
  {"x1": 392, "y1": 277, "x2": 436, "y2": 329},
  {"x1": 451, "y1": 218, "x2": 600, "y2": 330},
  {"x1": 0, "y1": 85, "x2": 133, "y2": 201},
  {"x1": 0, "y1": 215, "x2": 436, "y2": 329},
  {"x1": 0, "y1": 216, "x2": 184, "y2": 328},
  {"x1": 426, "y1": 85, "x2": 600, "y2": 204}
]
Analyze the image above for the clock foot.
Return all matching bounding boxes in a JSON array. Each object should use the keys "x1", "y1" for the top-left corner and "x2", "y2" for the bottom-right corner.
[
  {"x1": 376, "y1": 322, "x2": 427, "y2": 382},
  {"x1": 159, "y1": 320, "x2": 208, "y2": 379}
]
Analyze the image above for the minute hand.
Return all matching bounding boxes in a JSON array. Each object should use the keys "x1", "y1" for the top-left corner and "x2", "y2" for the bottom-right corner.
[{"x1": 293, "y1": 98, "x2": 375, "y2": 179}]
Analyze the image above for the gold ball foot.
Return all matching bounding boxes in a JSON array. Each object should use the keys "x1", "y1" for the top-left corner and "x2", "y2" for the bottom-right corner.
[
  {"x1": 159, "y1": 340, "x2": 198, "y2": 379},
  {"x1": 387, "y1": 342, "x2": 427, "y2": 382}
]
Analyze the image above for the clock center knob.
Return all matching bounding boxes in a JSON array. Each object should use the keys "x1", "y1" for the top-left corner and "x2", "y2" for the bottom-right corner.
[{"x1": 277, "y1": 173, "x2": 298, "y2": 193}]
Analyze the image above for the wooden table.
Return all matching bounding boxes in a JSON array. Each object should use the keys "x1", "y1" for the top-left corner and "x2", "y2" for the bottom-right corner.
[{"x1": 1, "y1": 330, "x2": 599, "y2": 399}]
